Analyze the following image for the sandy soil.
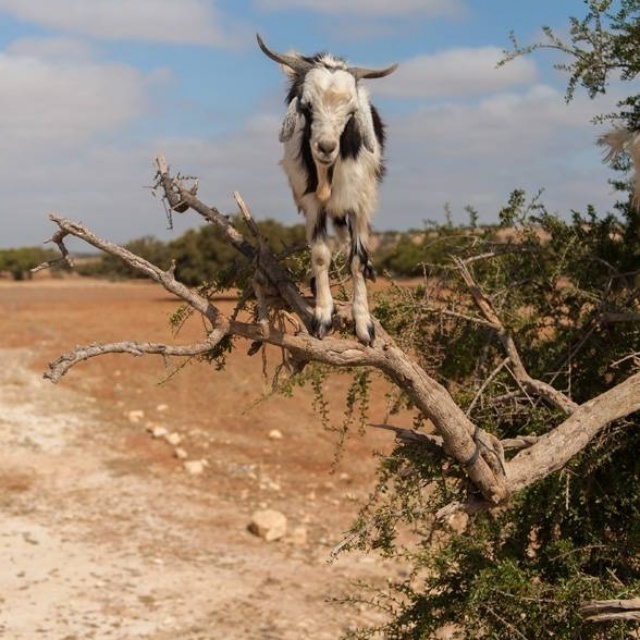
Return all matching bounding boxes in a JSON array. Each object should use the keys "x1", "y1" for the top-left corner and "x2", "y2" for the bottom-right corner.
[{"x1": 0, "y1": 277, "x2": 409, "y2": 639}]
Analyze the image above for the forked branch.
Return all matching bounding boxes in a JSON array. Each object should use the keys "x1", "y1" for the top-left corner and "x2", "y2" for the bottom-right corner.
[{"x1": 455, "y1": 256, "x2": 578, "y2": 415}]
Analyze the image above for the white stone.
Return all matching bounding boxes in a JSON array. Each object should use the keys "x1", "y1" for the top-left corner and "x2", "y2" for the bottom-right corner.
[
  {"x1": 151, "y1": 426, "x2": 169, "y2": 439},
  {"x1": 248, "y1": 509, "x2": 287, "y2": 542},
  {"x1": 164, "y1": 432, "x2": 182, "y2": 446},
  {"x1": 127, "y1": 410, "x2": 144, "y2": 424},
  {"x1": 183, "y1": 460, "x2": 205, "y2": 476},
  {"x1": 174, "y1": 448, "x2": 188, "y2": 460},
  {"x1": 268, "y1": 429, "x2": 283, "y2": 440},
  {"x1": 156, "y1": 404, "x2": 169, "y2": 412}
]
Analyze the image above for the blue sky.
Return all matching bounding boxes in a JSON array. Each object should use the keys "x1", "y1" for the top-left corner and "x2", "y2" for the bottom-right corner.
[{"x1": 0, "y1": 0, "x2": 626, "y2": 248}]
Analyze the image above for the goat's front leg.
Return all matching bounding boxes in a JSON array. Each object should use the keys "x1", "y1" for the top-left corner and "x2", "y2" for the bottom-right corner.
[
  {"x1": 348, "y1": 211, "x2": 375, "y2": 346},
  {"x1": 306, "y1": 207, "x2": 334, "y2": 339}
]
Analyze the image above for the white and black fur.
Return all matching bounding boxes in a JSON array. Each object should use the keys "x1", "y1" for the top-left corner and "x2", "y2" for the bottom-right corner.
[
  {"x1": 598, "y1": 127, "x2": 640, "y2": 209},
  {"x1": 258, "y1": 34, "x2": 397, "y2": 345}
]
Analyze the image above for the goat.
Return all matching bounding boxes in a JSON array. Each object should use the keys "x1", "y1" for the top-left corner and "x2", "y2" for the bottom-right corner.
[
  {"x1": 598, "y1": 127, "x2": 640, "y2": 209},
  {"x1": 257, "y1": 34, "x2": 398, "y2": 345}
]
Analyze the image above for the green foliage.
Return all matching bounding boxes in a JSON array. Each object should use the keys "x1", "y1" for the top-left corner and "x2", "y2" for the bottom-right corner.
[
  {"x1": 77, "y1": 236, "x2": 172, "y2": 280},
  {"x1": 501, "y1": 0, "x2": 640, "y2": 107},
  {"x1": 339, "y1": 7, "x2": 640, "y2": 633},
  {"x1": 0, "y1": 246, "x2": 63, "y2": 280},
  {"x1": 78, "y1": 217, "x2": 307, "y2": 289},
  {"x1": 342, "y1": 188, "x2": 640, "y2": 639},
  {"x1": 376, "y1": 223, "x2": 500, "y2": 279}
]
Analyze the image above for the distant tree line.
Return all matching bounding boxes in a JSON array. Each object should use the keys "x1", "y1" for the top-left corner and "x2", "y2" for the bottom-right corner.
[
  {"x1": 0, "y1": 246, "x2": 63, "y2": 280},
  {"x1": 4, "y1": 216, "x2": 499, "y2": 284}
]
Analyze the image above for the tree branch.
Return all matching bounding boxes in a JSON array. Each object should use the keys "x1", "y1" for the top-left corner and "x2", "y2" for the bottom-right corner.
[
  {"x1": 154, "y1": 155, "x2": 255, "y2": 259},
  {"x1": 454, "y1": 256, "x2": 578, "y2": 415},
  {"x1": 581, "y1": 598, "x2": 640, "y2": 623},
  {"x1": 507, "y1": 370, "x2": 640, "y2": 492},
  {"x1": 47, "y1": 214, "x2": 223, "y2": 329},
  {"x1": 45, "y1": 336, "x2": 226, "y2": 383}
]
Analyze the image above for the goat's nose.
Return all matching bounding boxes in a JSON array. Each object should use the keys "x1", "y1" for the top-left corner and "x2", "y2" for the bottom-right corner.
[{"x1": 317, "y1": 140, "x2": 337, "y2": 156}]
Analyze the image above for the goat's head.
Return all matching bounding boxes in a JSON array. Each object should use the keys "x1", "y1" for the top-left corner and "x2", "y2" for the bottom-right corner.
[{"x1": 258, "y1": 34, "x2": 397, "y2": 201}]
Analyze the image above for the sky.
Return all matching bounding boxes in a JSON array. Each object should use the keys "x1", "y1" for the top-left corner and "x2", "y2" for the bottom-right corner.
[{"x1": 0, "y1": 0, "x2": 628, "y2": 249}]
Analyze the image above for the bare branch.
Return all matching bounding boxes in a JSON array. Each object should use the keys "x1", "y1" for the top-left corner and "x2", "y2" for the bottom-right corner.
[
  {"x1": 369, "y1": 422, "x2": 444, "y2": 452},
  {"x1": 45, "y1": 334, "x2": 226, "y2": 383},
  {"x1": 32, "y1": 227, "x2": 75, "y2": 272},
  {"x1": 466, "y1": 357, "x2": 510, "y2": 416},
  {"x1": 507, "y1": 370, "x2": 640, "y2": 492},
  {"x1": 581, "y1": 598, "x2": 640, "y2": 622},
  {"x1": 49, "y1": 215, "x2": 223, "y2": 328},
  {"x1": 500, "y1": 434, "x2": 539, "y2": 452},
  {"x1": 154, "y1": 158, "x2": 313, "y2": 327},
  {"x1": 154, "y1": 155, "x2": 255, "y2": 259},
  {"x1": 229, "y1": 318, "x2": 509, "y2": 504},
  {"x1": 454, "y1": 257, "x2": 578, "y2": 415},
  {"x1": 234, "y1": 190, "x2": 263, "y2": 241}
]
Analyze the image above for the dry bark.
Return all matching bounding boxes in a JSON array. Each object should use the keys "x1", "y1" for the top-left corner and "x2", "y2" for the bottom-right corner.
[{"x1": 581, "y1": 598, "x2": 640, "y2": 622}]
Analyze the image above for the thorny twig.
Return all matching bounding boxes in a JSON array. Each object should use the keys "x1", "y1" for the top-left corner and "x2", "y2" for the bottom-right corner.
[{"x1": 454, "y1": 255, "x2": 578, "y2": 415}]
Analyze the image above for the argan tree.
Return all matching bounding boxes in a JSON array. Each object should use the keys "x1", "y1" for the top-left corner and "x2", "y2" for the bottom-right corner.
[{"x1": 38, "y1": 2, "x2": 640, "y2": 637}]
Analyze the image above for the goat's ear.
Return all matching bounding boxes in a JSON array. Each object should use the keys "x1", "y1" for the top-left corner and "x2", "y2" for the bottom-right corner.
[
  {"x1": 355, "y1": 105, "x2": 376, "y2": 153},
  {"x1": 279, "y1": 96, "x2": 299, "y2": 143}
]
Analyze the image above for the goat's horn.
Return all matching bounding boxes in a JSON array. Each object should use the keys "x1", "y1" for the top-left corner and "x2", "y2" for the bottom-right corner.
[
  {"x1": 349, "y1": 63, "x2": 399, "y2": 80},
  {"x1": 256, "y1": 33, "x2": 312, "y2": 74}
]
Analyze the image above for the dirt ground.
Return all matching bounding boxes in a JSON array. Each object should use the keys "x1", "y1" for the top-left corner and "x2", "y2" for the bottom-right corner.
[{"x1": 0, "y1": 277, "x2": 411, "y2": 639}]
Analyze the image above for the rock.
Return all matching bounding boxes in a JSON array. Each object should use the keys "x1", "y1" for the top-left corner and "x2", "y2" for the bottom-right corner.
[
  {"x1": 156, "y1": 403, "x2": 169, "y2": 412},
  {"x1": 164, "y1": 432, "x2": 182, "y2": 446},
  {"x1": 268, "y1": 429, "x2": 283, "y2": 440},
  {"x1": 183, "y1": 460, "x2": 205, "y2": 476},
  {"x1": 248, "y1": 509, "x2": 287, "y2": 542},
  {"x1": 127, "y1": 410, "x2": 144, "y2": 424},
  {"x1": 174, "y1": 448, "x2": 188, "y2": 460},
  {"x1": 151, "y1": 426, "x2": 169, "y2": 439}
]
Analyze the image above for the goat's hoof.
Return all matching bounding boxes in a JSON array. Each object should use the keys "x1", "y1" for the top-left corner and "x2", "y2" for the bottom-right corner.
[
  {"x1": 355, "y1": 319, "x2": 375, "y2": 346},
  {"x1": 364, "y1": 262, "x2": 377, "y2": 282},
  {"x1": 311, "y1": 310, "x2": 334, "y2": 339}
]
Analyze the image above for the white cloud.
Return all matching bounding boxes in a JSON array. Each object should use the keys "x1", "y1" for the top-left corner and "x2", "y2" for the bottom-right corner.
[
  {"x1": 0, "y1": 39, "x2": 177, "y2": 248},
  {"x1": 0, "y1": 0, "x2": 231, "y2": 46},
  {"x1": 0, "y1": 110, "x2": 296, "y2": 249},
  {"x1": 0, "y1": 50, "x2": 152, "y2": 146},
  {"x1": 6, "y1": 36, "x2": 94, "y2": 61},
  {"x1": 0, "y1": 34, "x2": 624, "y2": 251},
  {"x1": 255, "y1": 0, "x2": 465, "y2": 17},
  {"x1": 374, "y1": 47, "x2": 537, "y2": 99},
  {"x1": 377, "y1": 84, "x2": 620, "y2": 227}
]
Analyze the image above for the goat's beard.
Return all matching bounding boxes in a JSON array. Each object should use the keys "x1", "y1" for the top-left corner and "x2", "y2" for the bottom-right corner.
[{"x1": 315, "y1": 160, "x2": 332, "y2": 203}]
